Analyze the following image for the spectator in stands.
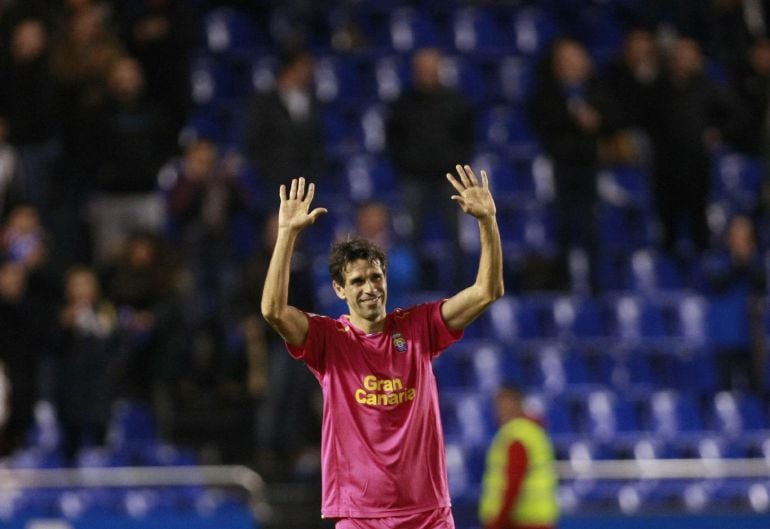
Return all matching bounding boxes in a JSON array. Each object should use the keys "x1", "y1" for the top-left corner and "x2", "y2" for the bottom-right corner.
[
  {"x1": 479, "y1": 386, "x2": 559, "y2": 529},
  {"x1": 352, "y1": 201, "x2": 418, "y2": 310},
  {"x1": 704, "y1": 215, "x2": 767, "y2": 394},
  {"x1": 49, "y1": 2, "x2": 125, "y2": 265},
  {"x1": 530, "y1": 38, "x2": 622, "y2": 292},
  {"x1": 649, "y1": 37, "x2": 745, "y2": 256},
  {"x1": 102, "y1": 231, "x2": 186, "y2": 406},
  {"x1": 161, "y1": 137, "x2": 260, "y2": 319},
  {"x1": 387, "y1": 47, "x2": 474, "y2": 289},
  {"x1": 604, "y1": 28, "x2": 661, "y2": 167},
  {"x1": 88, "y1": 56, "x2": 175, "y2": 264},
  {"x1": 734, "y1": 37, "x2": 770, "y2": 214},
  {"x1": 0, "y1": 16, "x2": 61, "y2": 211},
  {"x1": 0, "y1": 260, "x2": 38, "y2": 455},
  {"x1": 238, "y1": 212, "x2": 321, "y2": 475},
  {"x1": 114, "y1": 0, "x2": 196, "y2": 132},
  {"x1": 705, "y1": 0, "x2": 770, "y2": 73},
  {"x1": 243, "y1": 45, "x2": 325, "y2": 190},
  {"x1": 734, "y1": 38, "x2": 770, "y2": 157},
  {"x1": 55, "y1": 265, "x2": 118, "y2": 459}
]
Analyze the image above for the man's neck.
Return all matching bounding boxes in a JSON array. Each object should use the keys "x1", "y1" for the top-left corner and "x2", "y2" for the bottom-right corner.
[{"x1": 347, "y1": 313, "x2": 386, "y2": 334}]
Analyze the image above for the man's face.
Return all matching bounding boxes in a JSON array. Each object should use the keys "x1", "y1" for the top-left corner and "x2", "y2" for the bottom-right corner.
[{"x1": 333, "y1": 259, "x2": 387, "y2": 323}]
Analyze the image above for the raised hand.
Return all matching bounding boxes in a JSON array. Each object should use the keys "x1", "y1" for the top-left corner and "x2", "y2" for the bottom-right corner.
[
  {"x1": 446, "y1": 164, "x2": 496, "y2": 219},
  {"x1": 278, "y1": 177, "x2": 327, "y2": 231}
]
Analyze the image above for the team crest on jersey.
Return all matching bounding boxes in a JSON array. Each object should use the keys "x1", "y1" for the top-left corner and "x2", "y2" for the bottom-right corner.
[{"x1": 392, "y1": 332, "x2": 408, "y2": 353}]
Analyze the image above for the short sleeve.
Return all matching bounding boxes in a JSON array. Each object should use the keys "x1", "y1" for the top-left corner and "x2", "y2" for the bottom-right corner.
[
  {"x1": 429, "y1": 300, "x2": 464, "y2": 357},
  {"x1": 285, "y1": 312, "x2": 332, "y2": 374}
]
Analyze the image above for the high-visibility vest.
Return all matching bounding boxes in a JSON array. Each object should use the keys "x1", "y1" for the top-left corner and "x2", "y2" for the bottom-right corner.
[{"x1": 479, "y1": 417, "x2": 559, "y2": 527}]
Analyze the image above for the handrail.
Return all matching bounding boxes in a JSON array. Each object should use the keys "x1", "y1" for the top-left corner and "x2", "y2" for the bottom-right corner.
[
  {"x1": 0, "y1": 465, "x2": 270, "y2": 519},
  {"x1": 555, "y1": 458, "x2": 770, "y2": 480}
]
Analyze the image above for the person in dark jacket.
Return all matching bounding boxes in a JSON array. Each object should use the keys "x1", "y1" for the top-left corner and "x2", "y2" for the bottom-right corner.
[
  {"x1": 649, "y1": 37, "x2": 745, "y2": 255},
  {"x1": 529, "y1": 38, "x2": 622, "y2": 292},
  {"x1": 243, "y1": 46, "x2": 325, "y2": 190},
  {"x1": 386, "y1": 47, "x2": 474, "y2": 290}
]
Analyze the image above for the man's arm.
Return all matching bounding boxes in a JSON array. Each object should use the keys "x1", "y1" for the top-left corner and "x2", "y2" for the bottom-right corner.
[
  {"x1": 442, "y1": 164, "x2": 504, "y2": 331},
  {"x1": 260, "y1": 177, "x2": 327, "y2": 346}
]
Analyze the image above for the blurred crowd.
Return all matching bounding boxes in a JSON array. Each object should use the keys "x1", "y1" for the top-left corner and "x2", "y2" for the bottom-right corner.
[{"x1": 0, "y1": 0, "x2": 768, "y2": 474}]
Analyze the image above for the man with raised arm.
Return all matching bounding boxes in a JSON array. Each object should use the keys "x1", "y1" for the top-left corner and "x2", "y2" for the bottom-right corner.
[{"x1": 261, "y1": 164, "x2": 504, "y2": 529}]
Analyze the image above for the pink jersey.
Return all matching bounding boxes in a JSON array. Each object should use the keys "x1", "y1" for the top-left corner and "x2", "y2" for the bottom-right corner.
[{"x1": 286, "y1": 301, "x2": 463, "y2": 519}]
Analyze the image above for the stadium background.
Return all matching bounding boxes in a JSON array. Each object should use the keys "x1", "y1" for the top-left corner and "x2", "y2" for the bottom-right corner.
[{"x1": 0, "y1": 1, "x2": 769, "y2": 528}]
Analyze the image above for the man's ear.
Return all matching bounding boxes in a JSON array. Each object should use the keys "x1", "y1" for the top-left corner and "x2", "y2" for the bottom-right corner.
[{"x1": 332, "y1": 281, "x2": 346, "y2": 300}]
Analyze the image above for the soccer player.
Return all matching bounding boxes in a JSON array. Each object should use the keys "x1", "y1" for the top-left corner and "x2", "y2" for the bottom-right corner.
[{"x1": 261, "y1": 164, "x2": 503, "y2": 528}]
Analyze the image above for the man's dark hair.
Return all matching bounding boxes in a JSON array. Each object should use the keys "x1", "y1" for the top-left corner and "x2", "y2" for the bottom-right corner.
[{"x1": 328, "y1": 238, "x2": 387, "y2": 286}]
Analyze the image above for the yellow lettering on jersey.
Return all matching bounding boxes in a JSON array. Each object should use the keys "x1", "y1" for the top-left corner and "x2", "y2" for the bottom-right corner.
[{"x1": 355, "y1": 375, "x2": 416, "y2": 407}]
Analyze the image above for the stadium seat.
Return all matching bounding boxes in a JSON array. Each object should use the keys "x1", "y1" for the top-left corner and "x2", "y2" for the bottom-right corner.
[
  {"x1": 314, "y1": 55, "x2": 372, "y2": 106},
  {"x1": 508, "y1": 7, "x2": 560, "y2": 56},
  {"x1": 494, "y1": 56, "x2": 536, "y2": 105},
  {"x1": 477, "y1": 104, "x2": 538, "y2": 159},
  {"x1": 201, "y1": 8, "x2": 260, "y2": 56},
  {"x1": 439, "y1": 55, "x2": 489, "y2": 106},
  {"x1": 451, "y1": 7, "x2": 508, "y2": 54},
  {"x1": 711, "y1": 150, "x2": 764, "y2": 212},
  {"x1": 625, "y1": 249, "x2": 687, "y2": 294},
  {"x1": 344, "y1": 153, "x2": 398, "y2": 201},
  {"x1": 190, "y1": 55, "x2": 238, "y2": 107},
  {"x1": 387, "y1": 6, "x2": 447, "y2": 52}
]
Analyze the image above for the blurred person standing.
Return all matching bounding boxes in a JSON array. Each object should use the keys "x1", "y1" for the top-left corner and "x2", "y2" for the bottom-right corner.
[
  {"x1": 160, "y1": 137, "x2": 260, "y2": 319},
  {"x1": 243, "y1": 45, "x2": 325, "y2": 190},
  {"x1": 704, "y1": 215, "x2": 767, "y2": 394},
  {"x1": 479, "y1": 386, "x2": 559, "y2": 529},
  {"x1": 0, "y1": 260, "x2": 38, "y2": 455},
  {"x1": 88, "y1": 56, "x2": 176, "y2": 263},
  {"x1": 387, "y1": 47, "x2": 474, "y2": 288},
  {"x1": 649, "y1": 37, "x2": 745, "y2": 255},
  {"x1": 604, "y1": 29, "x2": 661, "y2": 167},
  {"x1": 102, "y1": 232, "x2": 185, "y2": 406},
  {"x1": 55, "y1": 265, "x2": 119, "y2": 459},
  {"x1": 530, "y1": 38, "x2": 622, "y2": 292},
  {"x1": 236, "y1": 211, "x2": 321, "y2": 474},
  {"x1": 114, "y1": 0, "x2": 196, "y2": 132},
  {"x1": 0, "y1": 16, "x2": 62, "y2": 211}
]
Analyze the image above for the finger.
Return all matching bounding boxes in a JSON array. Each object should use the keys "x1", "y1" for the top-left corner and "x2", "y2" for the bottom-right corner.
[
  {"x1": 279, "y1": 184, "x2": 287, "y2": 201},
  {"x1": 297, "y1": 176, "x2": 306, "y2": 199},
  {"x1": 446, "y1": 173, "x2": 464, "y2": 194},
  {"x1": 455, "y1": 164, "x2": 470, "y2": 187},
  {"x1": 309, "y1": 207, "x2": 328, "y2": 222},
  {"x1": 481, "y1": 170, "x2": 489, "y2": 190},
  {"x1": 289, "y1": 178, "x2": 298, "y2": 199},
  {"x1": 306, "y1": 182, "x2": 316, "y2": 204},
  {"x1": 464, "y1": 165, "x2": 479, "y2": 186},
  {"x1": 451, "y1": 195, "x2": 466, "y2": 209}
]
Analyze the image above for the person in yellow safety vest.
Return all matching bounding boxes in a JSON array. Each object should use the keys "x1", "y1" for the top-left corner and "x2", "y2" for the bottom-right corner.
[{"x1": 479, "y1": 386, "x2": 559, "y2": 529}]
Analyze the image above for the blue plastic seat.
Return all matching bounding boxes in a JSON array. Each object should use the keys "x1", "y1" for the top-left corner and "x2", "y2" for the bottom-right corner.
[
  {"x1": 648, "y1": 390, "x2": 708, "y2": 455},
  {"x1": 550, "y1": 296, "x2": 607, "y2": 342},
  {"x1": 439, "y1": 55, "x2": 489, "y2": 106},
  {"x1": 344, "y1": 153, "x2": 398, "y2": 202},
  {"x1": 373, "y1": 55, "x2": 409, "y2": 103},
  {"x1": 598, "y1": 205, "x2": 654, "y2": 253},
  {"x1": 201, "y1": 8, "x2": 260, "y2": 56},
  {"x1": 711, "y1": 150, "x2": 763, "y2": 211},
  {"x1": 477, "y1": 104, "x2": 538, "y2": 158},
  {"x1": 508, "y1": 7, "x2": 560, "y2": 56},
  {"x1": 190, "y1": 56, "x2": 238, "y2": 107},
  {"x1": 472, "y1": 152, "x2": 536, "y2": 205},
  {"x1": 583, "y1": 389, "x2": 642, "y2": 444},
  {"x1": 494, "y1": 56, "x2": 536, "y2": 105},
  {"x1": 387, "y1": 7, "x2": 447, "y2": 52},
  {"x1": 625, "y1": 249, "x2": 686, "y2": 294},
  {"x1": 314, "y1": 55, "x2": 371, "y2": 106},
  {"x1": 107, "y1": 400, "x2": 158, "y2": 452},
  {"x1": 451, "y1": 7, "x2": 509, "y2": 54}
]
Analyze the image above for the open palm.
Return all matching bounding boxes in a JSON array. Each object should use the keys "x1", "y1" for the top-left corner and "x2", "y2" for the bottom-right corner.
[
  {"x1": 278, "y1": 177, "x2": 327, "y2": 230},
  {"x1": 447, "y1": 164, "x2": 496, "y2": 218}
]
